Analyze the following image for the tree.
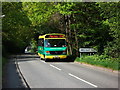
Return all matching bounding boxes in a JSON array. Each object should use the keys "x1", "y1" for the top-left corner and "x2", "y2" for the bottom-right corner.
[
  {"x1": 99, "y1": 2, "x2": 120, "y2": 58},
  {"x1": 2, "y1": 2, "x2": 33, "y2": 54},
  {"x1": 2, "y1": 2, "x2": 119, "y2": 58},
  {"x1": 55, "y1": 2, "x2": 75, "y2": 55},
  {"x1": 22, "y1": 2, "x2": 56, "y2": 34},
  {"x1": 55, "y1": 2, "x2": 110, "y2": 56}
]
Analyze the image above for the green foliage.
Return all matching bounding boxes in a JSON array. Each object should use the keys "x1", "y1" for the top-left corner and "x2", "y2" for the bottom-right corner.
[
  {"x1": 22, "y1": 2, "x2": 60, "y2": 35},
  {"x1": 98, "y1": 2, "x2": 120, "y2": 58},
  {"x1": 29, "y1": 38, "x2": 37, "y2": 53},
  {"x1": 2, "y1": 2, "x2": 119, "y2": 61},
  {"x1": 2, "y1": 2, "x2": 34, "y2": 54},
  {"x1": 22, "y1": 2, "x2": 55, "y2": 26},
  {"x1": 2, "y1": 57, "x2": 8, "y2": 66},
  {"x1": 75, "y1": 55, "x2": 119, "y2": 70},
  {"x1": 55, "y1": 2, "x2": 75, "y2": 15}
]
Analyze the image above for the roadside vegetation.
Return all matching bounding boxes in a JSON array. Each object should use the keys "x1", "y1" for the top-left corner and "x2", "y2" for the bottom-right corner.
[
  {"x1": 2, "y1": 46, "x2": 9, "y2": 66},
  {"x1": 2, "y1": 57, "x2": 8, "y2": 66},
  {"x1": 75, "y1": 55, "x2": 119, "y2": 70},
  {"x1": 2, "y1": 2, "x2": 120, "y2": 69}
]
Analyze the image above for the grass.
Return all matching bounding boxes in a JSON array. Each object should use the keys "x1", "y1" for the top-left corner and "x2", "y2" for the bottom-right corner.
[{"x1": 75, "y1": 55, "x2": 119, "y2": 70}]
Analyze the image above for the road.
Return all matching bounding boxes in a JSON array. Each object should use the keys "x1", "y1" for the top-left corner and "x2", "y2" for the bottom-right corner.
[{"x1": 16, "y1": 54, "x2": 118, "y2": 88}]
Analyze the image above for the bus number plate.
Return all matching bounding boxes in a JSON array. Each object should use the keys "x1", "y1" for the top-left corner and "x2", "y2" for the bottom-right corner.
[{"x1": 54, "y1": 56, "x2": 59, "y2": 59}]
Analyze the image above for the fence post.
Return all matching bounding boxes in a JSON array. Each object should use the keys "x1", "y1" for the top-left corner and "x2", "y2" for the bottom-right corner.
[{"x1": 80, "y1": 53, "x2": 81, "y2": 58}]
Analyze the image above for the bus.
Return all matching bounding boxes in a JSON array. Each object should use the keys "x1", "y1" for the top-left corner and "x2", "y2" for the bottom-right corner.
[{"x1": 38, "y1": 33, "x2": 67, "y2": 61}]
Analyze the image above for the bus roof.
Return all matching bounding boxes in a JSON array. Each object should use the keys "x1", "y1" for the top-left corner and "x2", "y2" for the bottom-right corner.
[{"x1": 38, "y1": 33, "x2": 65, "y2": 39}]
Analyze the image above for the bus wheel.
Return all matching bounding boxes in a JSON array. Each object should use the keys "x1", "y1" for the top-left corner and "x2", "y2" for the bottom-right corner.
[
  {"x1": 45, "y1": 59, "x2": 47, "y2": 62},
  {"x1": 39, "y1": 56, "x2": 42, "y2": 60}
]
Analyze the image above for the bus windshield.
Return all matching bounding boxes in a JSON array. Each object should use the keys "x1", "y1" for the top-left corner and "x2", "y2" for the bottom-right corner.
[{"x1": 45, "y1": 39, "x2": 66, "y2": 47}]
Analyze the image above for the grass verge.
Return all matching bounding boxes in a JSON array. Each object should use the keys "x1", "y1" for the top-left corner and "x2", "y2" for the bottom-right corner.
[{"x1": 75, "y1": 55, "x2": 119, "y2": 70}]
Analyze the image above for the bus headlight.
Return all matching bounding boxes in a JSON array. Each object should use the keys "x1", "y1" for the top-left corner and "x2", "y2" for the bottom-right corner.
[{"x1": 46, "y1": 51, "x2": 50, "y2": 53}]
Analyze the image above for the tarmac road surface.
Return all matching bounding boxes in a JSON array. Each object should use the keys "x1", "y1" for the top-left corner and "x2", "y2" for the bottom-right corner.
[{"x1": 16, "y1": 54, "x2": 118, "y2": 88}]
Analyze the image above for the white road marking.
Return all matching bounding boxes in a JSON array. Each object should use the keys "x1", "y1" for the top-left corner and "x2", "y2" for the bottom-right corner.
[
  {"x1": 40, "y1": 60, "x2": 46, "y2": 63},
  {"x1": 50, "y1": 64, "x2": 62, "y2": 71},
  {"x1": 68, "y1": 73, "x2": 98, "y2": 88}
]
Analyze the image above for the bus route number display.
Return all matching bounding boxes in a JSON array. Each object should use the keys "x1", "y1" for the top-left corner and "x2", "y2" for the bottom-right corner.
[{"x1": 45, "y1": 35, "x2": 64, "y2": 38}]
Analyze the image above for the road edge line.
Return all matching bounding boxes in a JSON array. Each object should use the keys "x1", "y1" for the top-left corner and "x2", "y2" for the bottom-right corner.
[
  {"x1": 15, "y1": 57, "x2": 31, "y2": 89},
  {"x1": 40, "y1": 60, "x2": 47, "y2": 64}
]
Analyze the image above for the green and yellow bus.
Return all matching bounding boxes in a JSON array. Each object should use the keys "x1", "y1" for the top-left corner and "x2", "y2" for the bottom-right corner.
[{"x1": 38, "y1": 33, "x2": 67, "y2": 60}]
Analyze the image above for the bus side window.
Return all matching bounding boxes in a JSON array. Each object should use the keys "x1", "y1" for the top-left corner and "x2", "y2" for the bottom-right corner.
[{"x1": 38, "y1": 39, "x2": 44, "y2": 46}]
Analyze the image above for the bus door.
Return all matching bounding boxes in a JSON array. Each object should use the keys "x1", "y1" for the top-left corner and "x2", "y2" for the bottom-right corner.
[{"x1": 38, "y1": 38, "x2": 44, "y2": 55}]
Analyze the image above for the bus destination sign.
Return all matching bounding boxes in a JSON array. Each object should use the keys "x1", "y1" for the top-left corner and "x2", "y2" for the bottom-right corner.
[{"x1": 45, "y1": 35, "x2": 64, "y2": 38}]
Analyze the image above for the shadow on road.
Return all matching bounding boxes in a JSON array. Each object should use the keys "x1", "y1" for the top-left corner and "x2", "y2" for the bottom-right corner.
[
  {"x1": 9, "y1": 54, "x2": 40, "y2": 62},
  {"x1": 11, "y1": 54, "x2": 76, "y2": 63},
  {"x1": 17, "y1": 54, "x2": 40, "y2": 59},
  {"x1": 10, "y1": 54, "x2": 39, "y2": 59},
  {"x1": 2, "y1": 59, "x2": 26, "y2": 88},
  {"x1": 17, "y1": 58, "x2": 40, "y2": 62},
  {"x1": 45, "y1": 55, "x2": 76, "y2": 62}
]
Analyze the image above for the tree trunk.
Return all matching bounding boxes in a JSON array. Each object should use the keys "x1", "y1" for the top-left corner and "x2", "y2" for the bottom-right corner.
[
  {"x1": 73, "y1": 14, "x2": 79, "y2": 56},
  {"x1": 68, "y1": 15, "x2": 72, "y2": 55},
  {"x1": 64, "y1": 15, "x2": 72, "y2": 55}
]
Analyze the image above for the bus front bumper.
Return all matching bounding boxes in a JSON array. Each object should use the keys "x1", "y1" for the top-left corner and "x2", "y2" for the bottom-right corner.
[{"x1": 45, "y1": 55, "x2": 67, "y2": 59}]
